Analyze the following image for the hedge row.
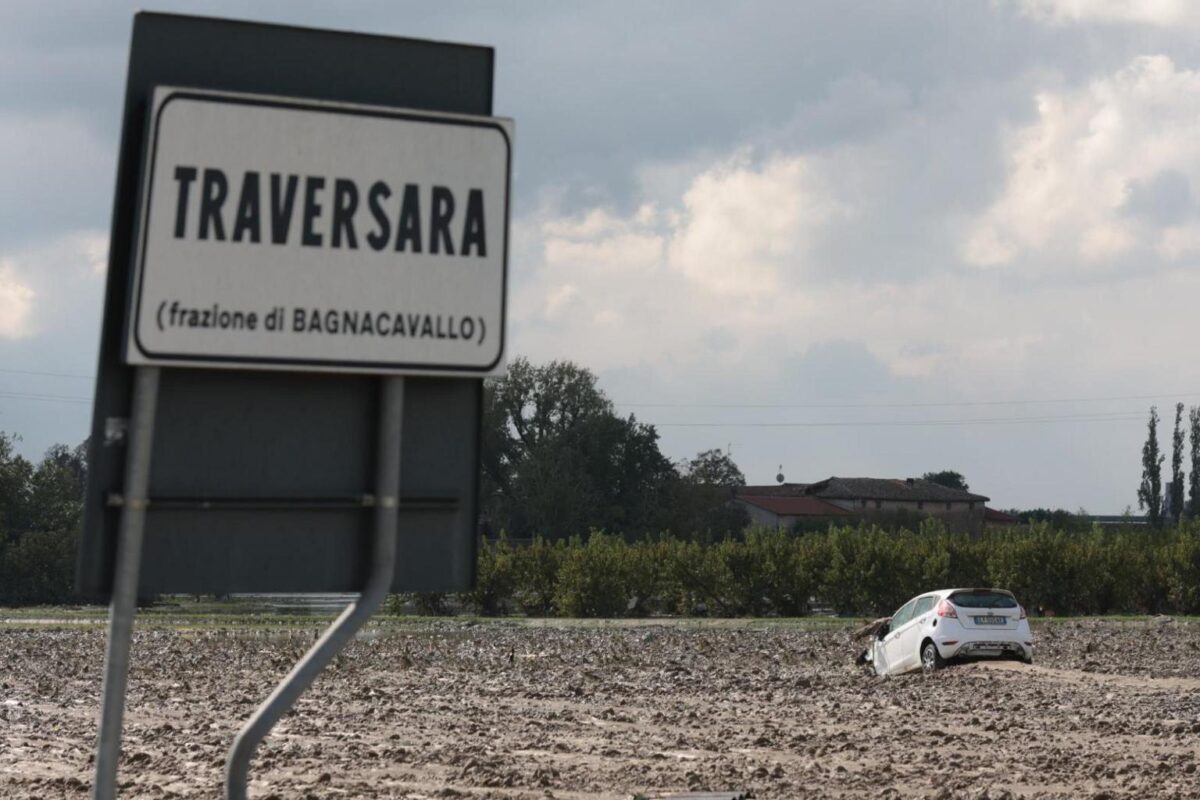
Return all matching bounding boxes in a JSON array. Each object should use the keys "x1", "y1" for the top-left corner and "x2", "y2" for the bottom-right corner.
[
  {"x1": 0, "y1": 529, "x2": 78, "y2": 606},
  {"x1": 4, "y1": 520, "x2": 1199, "y2": 616},
  {"x1": 446, "y1": 521, "x2": 1200, "y2": 618}
]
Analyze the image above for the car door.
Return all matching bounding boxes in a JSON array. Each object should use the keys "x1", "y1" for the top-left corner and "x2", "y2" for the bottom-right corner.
[
  {"x1": 900, "y1": 595, "x2": 938, "y2": 671},
  {"x1": 880, "y1": 599, "x2": 917, "y2": 674}
]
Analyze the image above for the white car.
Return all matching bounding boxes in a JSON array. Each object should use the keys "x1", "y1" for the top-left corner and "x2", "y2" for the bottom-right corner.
[{"x1": 867, "y1": 588, "x2": 1033, "y2": 676}]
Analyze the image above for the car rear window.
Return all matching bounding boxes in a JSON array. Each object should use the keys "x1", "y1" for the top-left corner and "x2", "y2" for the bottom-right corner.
[{"x1": 949, "y1": 590, "x2": 1018, "y2": 608}]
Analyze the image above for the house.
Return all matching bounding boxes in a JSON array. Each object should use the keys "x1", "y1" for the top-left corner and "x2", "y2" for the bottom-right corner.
[
  {"x1": 734, "y1": 492, "x2": 852, "y2": 529},
  {"x1": 984, "y1": 507, "x2": 1021, "y2": 528},
  {"x1": 734, "y1": 476, "x2": 992, "y2": 534}
]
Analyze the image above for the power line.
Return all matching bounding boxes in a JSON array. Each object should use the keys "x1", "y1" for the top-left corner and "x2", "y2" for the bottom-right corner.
[
  {"x1": 0, "y1": 390, "x2": 92, "y2": 405},
  {"x1": 647, "y1": 410, "x2": 1145, "y2": 429},
  {"x1": 616, "y1": 391, "x2": 1200, "y2": 410},
  {"x1": 0, "y1": 367, "x2": 95, "y2": 381}
]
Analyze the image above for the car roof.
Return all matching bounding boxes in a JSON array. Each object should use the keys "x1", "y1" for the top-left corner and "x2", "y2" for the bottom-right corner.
[
  {"x1": 902, "y1": 588, "x2": 1016, "y2": 603},
  {"x1": 925, "y1": 588, "x2": 1015, "y2": 595}
]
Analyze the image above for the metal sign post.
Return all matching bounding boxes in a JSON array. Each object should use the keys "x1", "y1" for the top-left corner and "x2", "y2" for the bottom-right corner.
[
  {"x1": 92, "y1": 367, "x2": 160, "y2": 800},
  {"x1": 79, "y1": 14, "x2": 507, "y2": 798},
  {"x1": 225, "y1": 375, "x2": 403, "y2": 799}
]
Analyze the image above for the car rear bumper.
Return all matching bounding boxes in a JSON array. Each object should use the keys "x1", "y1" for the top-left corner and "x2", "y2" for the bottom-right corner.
[{"x1": 935, "y1": 632, "x2": 1031, "y2": 661}]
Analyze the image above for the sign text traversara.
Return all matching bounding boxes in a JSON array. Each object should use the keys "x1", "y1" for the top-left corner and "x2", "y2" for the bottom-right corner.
[{"x1": 126, "y1": 88, "x2": 511, "y2": 375}]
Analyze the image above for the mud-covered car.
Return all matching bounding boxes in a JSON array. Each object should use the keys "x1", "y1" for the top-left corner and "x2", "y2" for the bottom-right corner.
[{"x1": 863, "y1": 588, "x2": 1033, "y2": 676}]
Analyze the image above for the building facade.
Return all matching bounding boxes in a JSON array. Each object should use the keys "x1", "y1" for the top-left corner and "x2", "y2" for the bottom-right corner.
[{"x1": 734, "y1": 476, "x2": 991, "y2": 534}]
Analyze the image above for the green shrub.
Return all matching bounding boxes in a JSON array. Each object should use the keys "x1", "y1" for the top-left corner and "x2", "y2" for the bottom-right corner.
[
  {"x1": 466, "y1": 535, "x2": 515, "y2": 616},
  {"x1": 336, "y1": 521, "x2": 1200, "y2": 619},
  {"x1": 0, "y1": 528, "x2": 78, "y2": 605},
  {"x1": 659, "y1": 537, "x2": 725, "y2": 615},
  {"x1": 1165, "y1": 527, "x2": 1200, "y2": 614},
  {"x1": 554, "y1": 532, "x2": 645, "y2": 617},
  {"x1": 512, "y1": 536, "x2": 565, "y2": 615}
]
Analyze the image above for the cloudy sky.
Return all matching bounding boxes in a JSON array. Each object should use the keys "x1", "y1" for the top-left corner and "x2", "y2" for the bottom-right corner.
[{"x1": 3, "y1": 0, "x2": 1200, "y2": 512}]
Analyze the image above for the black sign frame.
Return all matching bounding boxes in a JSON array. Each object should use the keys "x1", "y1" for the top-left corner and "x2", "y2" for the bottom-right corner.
[{"x1": 77, "y1": 12, "x2": 495, "y2": 599}]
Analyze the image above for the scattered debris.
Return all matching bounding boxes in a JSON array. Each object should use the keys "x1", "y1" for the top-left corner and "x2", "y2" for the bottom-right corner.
[{"x1": 1, "y1": 619, "x2": 1198, "y2": 797}]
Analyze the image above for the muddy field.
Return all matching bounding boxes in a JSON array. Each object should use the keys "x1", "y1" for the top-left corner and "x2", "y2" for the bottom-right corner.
[{"x1": 2, "y1": 617, "x2": 1199, "y2": 799}]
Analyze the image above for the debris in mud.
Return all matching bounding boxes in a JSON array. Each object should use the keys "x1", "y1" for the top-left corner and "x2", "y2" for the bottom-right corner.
[{"x1": 0, "y1": 619, "x2": 1198, "y2": 798}]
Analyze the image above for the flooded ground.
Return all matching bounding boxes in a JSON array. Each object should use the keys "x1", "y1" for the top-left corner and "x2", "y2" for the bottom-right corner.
[{"x1": 1, "y1": 617, "x2": 1198, "y2": 798}]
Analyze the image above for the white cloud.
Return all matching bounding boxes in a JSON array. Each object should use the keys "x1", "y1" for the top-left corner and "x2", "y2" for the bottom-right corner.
[
  {"x1": 0, "y1": 263, "x2": 34, "y2": 339},
  {"x1": 1017, "y1": 0, "x2": 1200, "y2": 27},
  {"x1": 964, "y1": 55, "x2": 1200, "y2": 271},
  {"x1": 513, "y1": 151, "x2": 847, "y2": 374},
  {"x1": 666, "y1": 153, "x2": 843, "y2": 295},
  {"x1": 0, "y1": 230, "x2": 108, "y2": 338},
  {"x1": 512, "y1": 99, "x2": 1200, "y2": 410}
]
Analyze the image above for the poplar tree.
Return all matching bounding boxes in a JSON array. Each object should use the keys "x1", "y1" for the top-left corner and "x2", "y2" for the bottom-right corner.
[
  {"x1": 1189, "y1": 406, "x2": 1200, "y2": 519},
  {"x1": 1171, "y1": 403, "x2": 1185, "y2": 524},
  {"x1": 1138, "y1": 406, "x2": 1164, "y2": 527}
]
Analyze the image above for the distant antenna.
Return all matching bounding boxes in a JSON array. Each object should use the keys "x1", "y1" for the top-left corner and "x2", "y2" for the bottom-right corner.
[{"x1": 776, "y1": 464, "x2": 785, "y2": 484}]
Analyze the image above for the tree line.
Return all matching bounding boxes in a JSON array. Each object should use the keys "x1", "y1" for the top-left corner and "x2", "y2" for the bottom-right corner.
[
  {"x1": 0, "y1": 357, "x2": 752, "y2": 605},
  {"x1": 0, "y1": 435, "x2": 87, "y2": 604},
  {"x1": 450, "y1": 520, "x2": 1200, "y2": 618},
  {"x1": 480, "y1": 357, "x2": 748, "y2": 540},
  {"x1": 4, "y1": 358, "x2": 1200, "y2": 612},
  {"x1": 1138, "y1": 403, "x2": 1200, "y2": 526}
]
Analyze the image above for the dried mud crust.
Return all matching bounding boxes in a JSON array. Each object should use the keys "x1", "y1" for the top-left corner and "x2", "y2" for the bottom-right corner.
[{"x1": 1, "y1": 619, "x2": 1199, "y2": 799}]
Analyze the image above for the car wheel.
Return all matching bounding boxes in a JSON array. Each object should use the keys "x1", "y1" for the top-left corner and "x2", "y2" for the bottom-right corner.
[{"x1": 921, "y1": 641, "x2": 944, "y2": 674}]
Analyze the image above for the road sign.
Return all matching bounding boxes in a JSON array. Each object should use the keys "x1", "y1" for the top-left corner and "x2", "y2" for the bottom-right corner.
[
  {"x1": 128, "y1": 87, "x2": 511, "y2": 374},
  {"x1": 79, "y1": 14, "x2": 506, "y2": 800},
  {"x1": 78, "y1": 13, "x2": 498, "y2": 601}
]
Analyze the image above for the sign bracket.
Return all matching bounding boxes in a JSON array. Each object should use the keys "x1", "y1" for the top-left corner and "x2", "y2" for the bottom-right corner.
[
  {"x1": 92, "y1": 366, "x2": 161, "y2": 800},
  {"x1": 224, "y1": 375, "x2": 405, "y2": 800}
]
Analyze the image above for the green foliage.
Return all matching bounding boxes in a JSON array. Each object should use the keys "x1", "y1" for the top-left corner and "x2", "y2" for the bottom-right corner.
[
  {"x1": 1171, "y1": 403, "x2": 1186, "y2": 524},
  {"x1": 481, "y1": 358, "x2": 678, "y2": 539},
  {"x1": 1164, "y1": 527, "x2": 1200, "y2": 614},
  {"x1": 0, "y1": 434, "x2": 87, "y2": 606},
  {"x1": 663, "y1": 449, "x2": 751, "y2": 539},
  {"x1": 510, "y1": 535, "x2": 565, "y2": 615},
  {"x1": 1189, "y1": 406, "x2": 1200, "y2": 520},
  {"x1": 480, "y1": 358, "x2": 750, "y2": 542},
  {"x1": 0, "y1": 528, "x2": 79, "y2": 605},
  {"x1": 985, "y1": 524, "x2": 1082, "y2": 613},
  {"x1": 465, "y1": 535, "x2": 516, "y2": 616},
  {"x1": 1139, "y1": 406, "x2": 1165, "y2": 527},
  {"x1": 1009, "y1": 507, "x2": 1088, "y2": 532},
  {"x1": 384, "y1": 592, "x2": 452, "y2": 616},
  {"x1": 553, "y1": 532, "x2": 656, "y2": 618},
  {"x1": 921, "y1": 470, "x2": 969, "y2": 492},
  {"x1": 441, "y1": 520, "x2": 1200, "y2": 619}
]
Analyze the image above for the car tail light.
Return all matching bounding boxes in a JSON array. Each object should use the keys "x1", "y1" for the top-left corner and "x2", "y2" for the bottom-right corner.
[
  {"x1": 1019, "y1": 605, "x2": 1027, "y2": 620},
  {"x1": 936, "y1": 599, "x2": 957, "y2": 618}
]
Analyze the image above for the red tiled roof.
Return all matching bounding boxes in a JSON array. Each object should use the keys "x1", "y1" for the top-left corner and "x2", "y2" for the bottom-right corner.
[
  {"x1": 736, "y1": 495, "x2": 851, "y2": 517},
  {"x1": 736, "y1": 483, "x2": 811, "y2": 497},
  {"x1": 984, "y1": 507, "x2": 1020, "y2": 523}
]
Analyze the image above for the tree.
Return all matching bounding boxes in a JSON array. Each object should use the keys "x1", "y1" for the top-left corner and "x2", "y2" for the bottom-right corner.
[
  {"x1": 1171, "y1": 403, "x2": 1185, "y2": 524},
  {"x1": 665, "y1": 449, "x2": 751, "y2": 538},
  {"x1": 681, "y1": 448, "x2": 745, "y2": 487},
  {"x1": 480, "y1": 357, "x2": 676, "y2": 538},
  {"x1": 921, "y1": 470, "x2": 969, "y2": 492},
  {"x1": 1190, "y1": 406, "x2": 1200, "y2": 520},
  {"x1": 0, "y1": 436, "x2": 87, "y2": 605},
  {"x1": 0, "y1": 433, "x2": 34, "y2": 539},
  {"x1": 1138, "y1": 407, "x2": 1164, "y2": 527}
]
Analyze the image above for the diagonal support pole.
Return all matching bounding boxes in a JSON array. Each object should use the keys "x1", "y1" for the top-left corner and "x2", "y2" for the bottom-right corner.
[
  {"x1": 92, "y1": 366, "x2": 161, "y2": 800},
  {"x1": 224, "y1": 375, "x2": 404, "y2": 800}
]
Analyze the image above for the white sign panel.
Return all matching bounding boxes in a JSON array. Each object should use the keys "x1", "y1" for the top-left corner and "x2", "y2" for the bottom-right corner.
[{"x1": 126, "y1": 87, "x2": 511, "y2": 375}]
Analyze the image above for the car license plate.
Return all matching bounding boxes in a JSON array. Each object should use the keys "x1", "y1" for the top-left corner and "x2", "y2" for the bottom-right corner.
[{"x1": 975, "y1": 615, "x2": 1006, "y2": 625}]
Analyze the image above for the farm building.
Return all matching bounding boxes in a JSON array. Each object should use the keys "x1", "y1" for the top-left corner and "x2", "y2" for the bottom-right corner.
[{"x1": 733, "y1": 476, "x2": 992, "y2": 534}]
